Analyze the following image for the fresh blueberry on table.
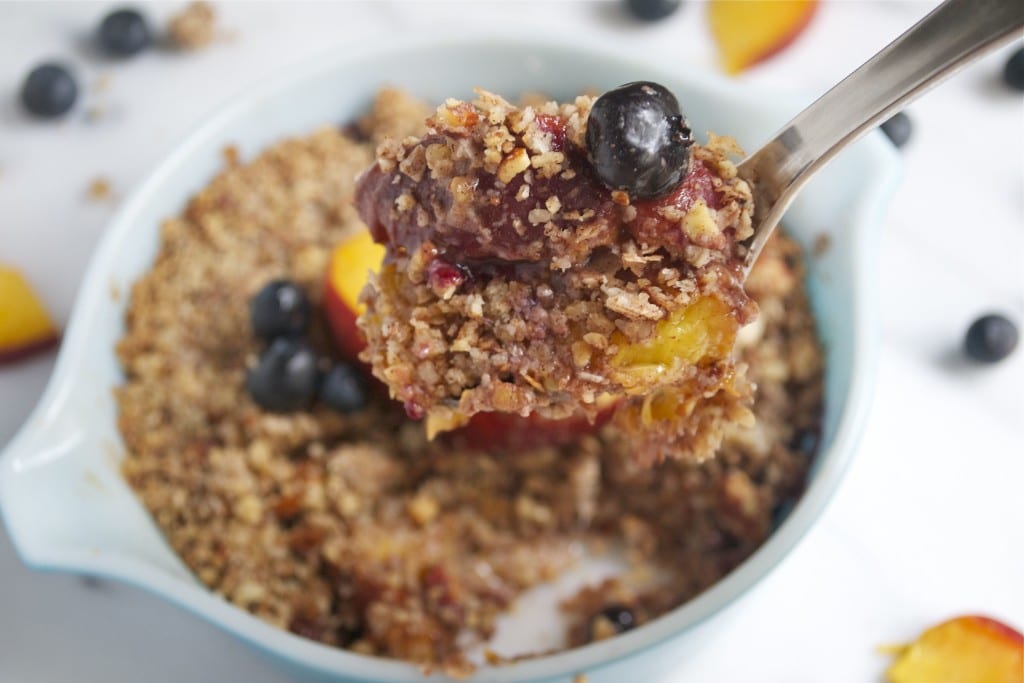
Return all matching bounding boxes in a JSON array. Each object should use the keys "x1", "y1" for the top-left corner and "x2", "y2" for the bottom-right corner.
[
  {"x1": 587, "y1": 604, "x2": 637, "y2": 641},
  {"x1": 320, "y1": 363, "x2": 369, "y2": 414},
  {"x1": 20, "y1": 63, "x2": 78, "y2": 118},
  {"x1": 1003, "y1": 46, "x2": 1024, "y2": 91},
  {"x1": 880, "y1": 112, "x2": 912, "y2": 148},
  {"x1": 250, "y1": 280, "x2": 311, "y2": 340},
  {"x1": 245, "y1": 338, "x2": 320, "y2": 411},
  {"x1": 585, "y1": 81, "x2": 694, "y2": 199},
  {"x1": 964, "y1": 314, "x2": 1019, "y2": 363},
  {"x1": 98, "y1": 8, "x2": 152, "y2": 57},
  {"x1": 625, "y1": 0, "x2": 681, "y2": 22}
]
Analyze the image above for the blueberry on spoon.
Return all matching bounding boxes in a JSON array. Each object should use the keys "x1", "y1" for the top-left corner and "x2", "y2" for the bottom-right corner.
[{"x1": 585, "y1": 81, "x2": 694, "y2": 200}]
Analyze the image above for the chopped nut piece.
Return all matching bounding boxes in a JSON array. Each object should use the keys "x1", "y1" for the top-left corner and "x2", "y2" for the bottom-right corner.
[
  {"x1": 681, "y1": 200, "x2": 720, "y2": 241},
  {"x1": 407, "y1": 493, "x2": 440, "y2": 526},
  {"x1": 602, "y1": 287, "x2": 665, "y2": 321},
  {"x1": 571, "y1": 341, "x2": 592, "y2": 368},
  {"x1": 527, "y1": 208, "x2": 552, "y2": 225},
  {"x1": 234, "y1": 494, "x2": 263, "y2": 525},
  {"x1": 497, "y1": 147, "x2": 531, "y2": 184},
  {"x1": 448, "y1": 176, "x2": 475, "y2": 205},
  {"x1": 395, "y1": 193, "x2": 416, "y2": 213}
]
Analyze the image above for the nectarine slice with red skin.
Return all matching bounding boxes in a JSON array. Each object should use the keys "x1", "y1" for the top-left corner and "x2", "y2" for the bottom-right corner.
[
  {"x1": 324, "y1": 229, "x2": 386, "y2": 363},
  {"x1": 324, "y1": 277, "x2": 366, "y2": 364},
  {"x1": 451, "y1": 400, "x2": 618, "y2": 451},
  {"x1": 708, "y1": 0, "x2": 819, "y2": 75},
  {"x1": 0, "y1": 266, "x2": 59, "y2": 365},
  {"x1": 885, "y1": 615, "x2": 1023, "y2": 683}
]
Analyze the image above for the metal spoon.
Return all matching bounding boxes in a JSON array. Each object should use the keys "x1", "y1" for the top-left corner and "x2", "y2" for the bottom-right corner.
[{"x1": 740, "y1": 0, "x2": 1024, "y2": 272}]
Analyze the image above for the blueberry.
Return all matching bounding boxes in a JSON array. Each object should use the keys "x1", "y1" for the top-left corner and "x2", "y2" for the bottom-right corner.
[
  {"x1": 98, "y1": 8, "x2": 152, "y2": 57},
  {"x1": 788, "y1": 429, "x2": 819, "y2": 456},
  {"x1": 770, "y1": 499, "x2": 796, "y2": 533},
  {"x1": 320, "y1": 363, "x2": 369, "y2": 414},
  {"x1": 587, "y1": 604, "x2": 637, "y2": 641},
  {"x1": 880, "y1": 112, "x2": 912, "y2": 148},
  {"x1": 964, "y1": 314, "x2": 1018, "y2": 363},
  {"x1": 250, "y1": 280, "x2": 311, "y2": 340},
  {"x1": 585, "y1": 81, "x2": 693, "y2": 199},
  {"x1": 20, "y1": 63, "x2": 78, "y2": 118},
  {"x1": 1003, "y1": 47, "x2": 1024, "y2": 91},
  {"x1": 625, "y1": 0, "x2": 681, "y2": 22},
  {"x1": 245, "y1": 338, "x2": 319, "y2": 411}
]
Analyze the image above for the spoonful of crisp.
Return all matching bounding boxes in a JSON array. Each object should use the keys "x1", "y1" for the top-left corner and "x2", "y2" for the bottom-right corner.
[{"x1": 351, "y1": 0, "x2": 1024, "y2": 465}]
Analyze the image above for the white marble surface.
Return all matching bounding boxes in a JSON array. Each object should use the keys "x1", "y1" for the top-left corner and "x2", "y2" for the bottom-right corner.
[{"x1": 1, "y1": 2, "x2": 1022, "y2": 681}]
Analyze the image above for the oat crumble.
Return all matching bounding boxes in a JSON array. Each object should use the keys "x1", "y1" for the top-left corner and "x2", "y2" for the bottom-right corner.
[{"x1": 355, "y1": 91, "x2": 758, "y2": 463}]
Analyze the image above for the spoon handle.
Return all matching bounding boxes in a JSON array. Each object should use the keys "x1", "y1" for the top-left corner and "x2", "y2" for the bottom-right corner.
[{"x1": 740, "y1": 0, "x2": 1024, "y2": 269}]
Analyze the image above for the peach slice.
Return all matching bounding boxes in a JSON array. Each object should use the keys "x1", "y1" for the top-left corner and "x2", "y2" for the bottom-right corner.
[
  {"x1": 451, "y1": 394, "x2": 620, "y2": 451},
  {"x1": 885, "y1": 615, "x2": 1023, "y2": 683},
  {"x1": 0, "y1": 266, "x2": 59, "y2": 364},
  {"x1": 324, "y1": 229, "x2": 386, "y2": 363},
  {"x1": 609, "y1": 294, "x2": 740, "y2": 394},
  {"x1": 708, "y1": 0, "x2": 819, "y2": 74}
]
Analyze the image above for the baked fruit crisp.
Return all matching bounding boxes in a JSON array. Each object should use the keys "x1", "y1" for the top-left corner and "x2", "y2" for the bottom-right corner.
[
  {"x1": 117, "y1": 88, "x2": 824, "y2": 676},
  {"x1": 355, "y1": 84, "x2": 757, "y2": 463}
]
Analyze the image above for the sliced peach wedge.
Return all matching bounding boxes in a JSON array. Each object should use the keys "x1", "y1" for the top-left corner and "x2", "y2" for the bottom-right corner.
[
  {"x1": 884, "y1": 615, "x2": 1023, "y2": 683},
  {"x1": 0, "y1": 266, "x2": 59, "y2": 365},
  {"x1": 609, "y1": 295, "x2": 740, "y2": 394},
  {"x1": 324, "y1": 228, "x2": 386, "y2": 363},
  {"x1": 450, "y1": 394, "x2": 620, "y2": 451},
  {"x1": 708, "y1": 0, "x2": 819, "y2": 75}
]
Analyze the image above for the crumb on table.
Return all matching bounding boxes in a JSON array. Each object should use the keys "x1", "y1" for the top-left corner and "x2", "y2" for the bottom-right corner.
[
  {"x1": 86, "y1": 176, "x2": 113, "y2": 201},
  {"x1": 167, "y1": 1, "x2": 217, "y2": 51},
  {"x1": 93, "y1": 73, "x2": 112, "y2": 93},
  {"x1": 812, "y1": 233, "x2": 831, "y2": 257}
]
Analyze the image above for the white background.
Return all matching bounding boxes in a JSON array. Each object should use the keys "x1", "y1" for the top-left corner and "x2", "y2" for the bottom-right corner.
[{"x1": 1, "y1": 1, "x2": 1022, "y2": 681}]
